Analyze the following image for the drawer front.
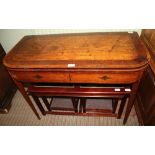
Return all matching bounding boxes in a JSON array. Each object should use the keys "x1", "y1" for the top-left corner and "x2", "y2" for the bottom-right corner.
[
  {"x1": 9, "y1": 70, "x2": 141, "y2": 84},
  {"x1": 9, "y1": 71, "x2": 70, "y2": 83},
  {"x1": 70, "y1": 71, "x2": 141, "y2": 84}
]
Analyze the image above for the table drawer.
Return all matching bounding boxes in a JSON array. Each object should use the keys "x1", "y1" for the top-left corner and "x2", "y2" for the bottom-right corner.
[
  {"x1": 10, "y1": 70, "x2": 141, "y2": 84},
  {"x1": 70, "y1": 71, "x2": 141, "y2": 84},
  {"x1": 9, "y1": 71, "x2": 70, "y2": 83}
]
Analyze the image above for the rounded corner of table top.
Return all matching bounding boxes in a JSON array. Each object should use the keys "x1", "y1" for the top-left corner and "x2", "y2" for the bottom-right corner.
[{"x1": 2, "y1": 32, "x2": 149, "y2": 70}]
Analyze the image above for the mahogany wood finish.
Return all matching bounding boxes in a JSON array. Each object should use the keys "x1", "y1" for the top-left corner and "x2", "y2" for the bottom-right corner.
[
  {"x1": 72, "y1": 98, "x2": 79, "y2": 113},
  {"x1": 112, "y1": 99, "x2": 119, "y2": 113},
  {"x1": 117, "y1": 96, "x2": 128, "y2": 119},
  {"x1": 31, "y1": 95, "x2": 79, "y2": 115},
  {"x1": 4, "y1": 32, "x2": 147, "y2": 69},
  {"x1": 141, "y1": 30, "x2": 155, "y2": 74},
  {"x1": 29, "y1": 90, "x2": 119, "y2": 117},
  {"x1": 79, "y1": 98, "x2": 120, "y2": 117},
  {"x1": 31, "y1": 95, "x2": 46, "y2": 116},
  {"x1": 135, "y1": 67, "x2": 155, "y2": 125},
  {"x1": 9, "y1": 70, "x2": 142, "y2": 84},
  {"x1": 28, "y1": 86, "x2": 132, "y2": 97},
  {"x1": 135, "y1": 29, "x2": 155, "y2": 125},
  {"x1": 123, "y1": 81, "x2": 141, "y2": 124},
  {"x1": 0, "y1": 44, "x2": 16, "y2": 113},
  {"x1": 46, "y1": 111, "x2": 117, "y2": 117},
  {"x1": 41, "y1": 97, "x2": 51, "y2": 111},
  {"x1": 13, "y1": 79, "x2": 41, "y2": 119},
  {"x1": 81, "y1": 98, "x2": 86, "y2": 113},
  {"x1": 28, "y1": 86, "x2": 126, "y2": 116},
  {"x1": 3, "y1": 32, "x2": 148, "y2": 124}
]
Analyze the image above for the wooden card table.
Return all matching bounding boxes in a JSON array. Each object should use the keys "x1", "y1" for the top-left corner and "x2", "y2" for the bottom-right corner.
[{"x1": 3, "y1": 32, "x2": 148, "y2": 124}]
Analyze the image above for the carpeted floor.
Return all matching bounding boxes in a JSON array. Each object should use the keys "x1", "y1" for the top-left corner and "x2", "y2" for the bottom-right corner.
[{"x1": 0, "y1": 91, "x2": 139, "y2": 126}]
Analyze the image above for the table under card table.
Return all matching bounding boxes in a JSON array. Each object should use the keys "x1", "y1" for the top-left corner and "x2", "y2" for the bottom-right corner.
[{"x1": 3, "y1": 32, "x2": 148, "y2": 124}]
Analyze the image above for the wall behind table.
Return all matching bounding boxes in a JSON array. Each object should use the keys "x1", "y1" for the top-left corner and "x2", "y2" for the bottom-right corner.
[{"x1": 0, "y1": 29, "x2": 141, "y2": 53}]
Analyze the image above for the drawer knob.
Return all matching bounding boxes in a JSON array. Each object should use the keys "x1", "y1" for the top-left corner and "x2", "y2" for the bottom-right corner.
[{"x1": 100, "y1": 75, "x2": 110, "y2": 80}]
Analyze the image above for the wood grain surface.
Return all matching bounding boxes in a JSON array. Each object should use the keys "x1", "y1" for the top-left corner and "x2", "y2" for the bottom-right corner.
[
  {"x1": 2, "y1": 32, "x2": 148, "y2": 123},
  {"x1": 4, "y1": 32, "x2": 148, "y2": 69}
]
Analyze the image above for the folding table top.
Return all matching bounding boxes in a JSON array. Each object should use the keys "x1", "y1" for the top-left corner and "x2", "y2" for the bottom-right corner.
[{"x1": 4, "y1": 32, "x2": 148, "y2": 70}]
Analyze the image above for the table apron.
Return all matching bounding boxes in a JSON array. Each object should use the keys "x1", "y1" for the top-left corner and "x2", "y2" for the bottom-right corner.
[{"x1": 9, "y1": 70, "x2": 143, "y2": 84}]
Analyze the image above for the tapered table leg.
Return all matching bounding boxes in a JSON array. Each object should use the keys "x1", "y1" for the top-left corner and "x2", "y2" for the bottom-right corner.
[
  {"x1": 79, "y1": 99, "x2": 83, "y2": 113},
  {"x1": 42, "y1": 97, "x2": 51, "y2": 111},
  {"x1": 13, "y1": 79, "x2": 41, "y2": 119},
  {"x1": 117, "y1": 96, "x2": 127, "y2": 119},
  {"x1": 81, "y1": 98, "x2": 86, "y2": 113},
  {"x1": 123, "y1": 81, "x2": 140, "y2": 124},
  {"x1": 112, "y1": 99, "x2": 119, "y2": 113},
  {"x1": 31, "y1": 95, "x2": 46, "y2": 115},
  {"x1": 72, "y1": 98, "x2": 79, "y2": 113}
]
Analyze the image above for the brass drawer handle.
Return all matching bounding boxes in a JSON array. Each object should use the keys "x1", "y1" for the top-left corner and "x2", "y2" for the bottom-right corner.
[{"x1": 100, "y1": 75, "x2": 110, "y2": 80}]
